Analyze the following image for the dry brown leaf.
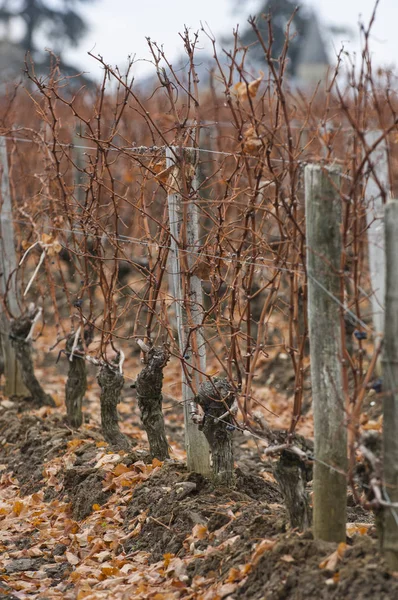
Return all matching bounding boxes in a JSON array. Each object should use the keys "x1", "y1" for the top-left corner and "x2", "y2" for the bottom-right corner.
[
  {"x1": 163, "y1": 553, "x2": 174, "y2": 568},
  {"x1": 362, "y1": 418, "x2": 382, "y2": 431},
  {"x1": 47, "y1": 240, "x2": 62, "y2": 256},
  {"x1": 346, "y1": 522, "x2": 372, "y2": 537},
  {"x1": 251, "y1": 538, "x2": 276, "y2": 565},
  {"x1": 12, "y1": 499, "x2": 24, "y2": 516},
  {"x1": 94, "y1": 453, "x2": 121, "y2": 469},
  {"x1": 192, "y1": 523, "x2": 208, "y2": 540},
  {"x1": 248, "y1": 72, "x2": 264, "y2": 98},
  {"x1": 65, "y1": 551, "x2": 80, "y2": 566},
  {"x1": 112, "y1": 463, "x2": 130, "y2": 477},
  {"x1": 281, "y1": 554, "x2": 295, "y2": 563},
  {"x1": 242, "y1": 127, "x2": 263, "y2": 154},
  {"x1": 67, "y1": 439, "x2": 86, "y2": 451},
  {"x1": 218, "y1": 582, "x2": 238, "y2": 598},
  {"x1": 234, "y1": 72, "x2": 263, "y2": 100},
  {"x1": 100, "y1": 563, "x2": 119, "y2": 577},
  {"x1": 226, "y1": 563, "x2": 252, "y2": 583},
  {"x1": 154, "y1": 163, "x2": 175, "y2": 185},
  {"x1": 234, "y1": 81, "x2": 247, "y2": 99},
  {"x1": 41, "y1": 233, "x2": 53, "y2": 245},
  {"x1": 319, "y1": 542, "x2": 347, "y2": 571}
]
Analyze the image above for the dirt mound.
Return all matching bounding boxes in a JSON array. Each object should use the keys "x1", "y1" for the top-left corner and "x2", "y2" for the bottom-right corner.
[
  {"x1": 0, "y1": 399, "x2": 71, "y2": 493},
  {"x1": 124, "y1": 461, "x2": 284, "y2": 562},
  {"x1": 238, "y1": 534, "x2": 396, "y2": 600},
  {"x1": 0, "y1": 395, "x2": 392, "y2": 600}
]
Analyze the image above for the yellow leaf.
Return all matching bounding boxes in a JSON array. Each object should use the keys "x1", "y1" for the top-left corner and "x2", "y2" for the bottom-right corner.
[
  {"x1": 152, "y1": 458, "x2": 163, "y2": 468},
  {"x1": 67, "y1": 439, "x2": 85, "y2": 451},
  {"x1": 101, "y1": 564, "x2": 119, "y2": 577},
  {"x1": 113, "y1": 463, "x2": 130, "y2": 477},
  {"x1": 120, "y1": 478, "x2": 136, "y2": 487},
  {"x1": 163, "y1": 553, "x2": 174, "y2": 568},
  {"x1": 192, "y1": 523, "x2": 208, "y2": 540},
  {"x1": 12, "y1": 500, "x2": 24, "y2": 516},
  {"x1": 92, "y1": 504, "x2": 101, "y2": 511}
]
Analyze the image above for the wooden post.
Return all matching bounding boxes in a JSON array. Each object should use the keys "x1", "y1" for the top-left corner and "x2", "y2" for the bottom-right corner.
[
  {"x1": 0, "y1": 137, "x2": 27, "y2": 396},
  {"x1": 73, "y1": 130, "x2": 86, "y2": 206},
  {"x1": 305, "y1": 164, "x2": 347, "y2": 542},
  {"x1": 365, "y1": 130, "x2": 389, "y2": 335},
  {"x1": 381, "y1": 198, "x2": 398, "y2": 569},
  {"x1": 166, "y1": 146, "x2": 211, "y2": 476}
]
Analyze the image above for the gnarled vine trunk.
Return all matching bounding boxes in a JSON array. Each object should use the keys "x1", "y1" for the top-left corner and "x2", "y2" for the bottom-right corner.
[
  {"x1": 274, "y1": 450, "x2": 312, "y2": 531},
  {"x1": 98, "y1": 363, "x2": 130, "y2": 451},
  {"x1": 134, "y1": 346, "x2": 170, "y2": 460},
  {"x1": 195, "y1": 378, "x2": 236, "y2": 487},
  {"x1": 10, "y1": 306, "x2": 54, "y2": 407}
]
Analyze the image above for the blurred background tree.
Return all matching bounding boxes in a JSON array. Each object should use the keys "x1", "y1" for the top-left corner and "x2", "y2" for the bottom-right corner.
[
  {"x1": 0, "y1": 0, "x2": 95, "y2": 55},
  {"x1": 232, "y1": 0, "x2": 351, "y2": 81},
  {"x1": 0, "y1": 0, "x2": 97, "y2": 81},
  {"x1": 237, "y1": 0, "x2": 312, "y2": 75}
]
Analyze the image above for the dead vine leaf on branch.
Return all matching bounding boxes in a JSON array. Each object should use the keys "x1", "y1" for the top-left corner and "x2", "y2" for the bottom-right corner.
[
  {"x1": 242, "y1": 126, "x2": 264, "y2": 154},
  {"x1": 151, "y1": 158, "x2": 196, "y2": 193},
  {"x1": 234, "y1": 72, "x2": 264, "y2": 100}
]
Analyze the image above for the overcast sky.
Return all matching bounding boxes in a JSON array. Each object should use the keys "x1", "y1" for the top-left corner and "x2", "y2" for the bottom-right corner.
[{"x1": 64, "y1": 0, "x2": 396, "y2": 80}]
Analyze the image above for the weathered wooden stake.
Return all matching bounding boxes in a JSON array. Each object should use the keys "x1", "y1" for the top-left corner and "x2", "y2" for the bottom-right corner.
[
  {"x1": 381, "y1": 199, "x2": 398, "y2": 569},
  {"x1": 65, "y1": 330, "x2": 87, "y2": 428},
  {"x1": 364, "y1": 130, "x2": 389, "y2": 335},
  {"x1": 0, "y1": 137, "x2": 28, "y2": 396},
  {"x1": 166, "y1": 146, "x2": 211, "y2": 476},
  {"x1": 305, "y1": 164, "x2": 347, "y2": 543}
]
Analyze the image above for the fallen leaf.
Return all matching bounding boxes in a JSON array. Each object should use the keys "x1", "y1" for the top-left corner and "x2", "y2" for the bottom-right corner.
[
  {"x1": 319, "y1": 542, "x2": 347, "y2": 571},
  {"x1": 163, "y1": 553, "x2": 174, "y2": 568},
  {"x1": 112, "y1": 463, "x2": 131, "y2": 477},
  {"x1": 252, "y1": 539, "x2": 276, "y2": 565},
  {"x1": 12, "y1": 500, "x2": 24, "y2": 516},
  {"x1": 65, "y1": 551, "x2": 80, "y2": 566},
  {"x1": 346, "y1": 522, "x2": 372, "y2": 537},
  {"x1": 281, "y1": 554, "x2": 295, "y2": 563},
  {"x1": 192, "y1": 524, "x2": 208, "y2": 540}
]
